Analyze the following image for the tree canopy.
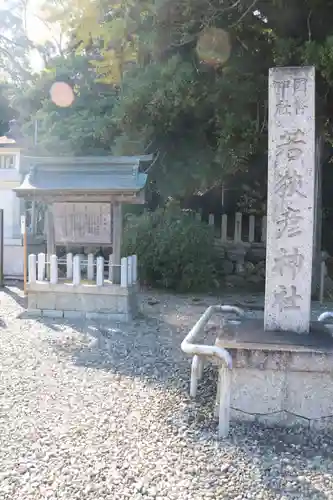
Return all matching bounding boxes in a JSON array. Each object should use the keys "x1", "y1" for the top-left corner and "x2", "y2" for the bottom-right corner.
[
  {"x1": 11, "y1": 0, "x2": 333, "y2": 202},
  {"x1": 0, "y1": 1, "x2": 33, "y2": 83}
]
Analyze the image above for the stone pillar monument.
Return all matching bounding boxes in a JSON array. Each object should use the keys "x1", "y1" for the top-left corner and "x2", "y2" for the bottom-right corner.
[{"x1": 264, "y1": 66, "x2": 315, "y2": 333}]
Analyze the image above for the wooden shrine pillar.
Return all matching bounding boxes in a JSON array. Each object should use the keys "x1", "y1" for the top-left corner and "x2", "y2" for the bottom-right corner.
[{"x1": 112, "y1": 201, "x2": 122, "y2": 284}]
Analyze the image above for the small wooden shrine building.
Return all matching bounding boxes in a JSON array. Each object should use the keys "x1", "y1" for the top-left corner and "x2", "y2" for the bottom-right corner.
[{"x1": 15, "y1": 154, "x2": 152, "y2": 283}]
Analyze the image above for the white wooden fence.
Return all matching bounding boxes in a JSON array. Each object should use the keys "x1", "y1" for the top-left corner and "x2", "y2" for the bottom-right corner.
[
  {"x1": 28, "y1": 253, "x2": 138, "y2": 287},
  {"x1": 195, "y1": 212, "x2": 267, "y2": 244}
]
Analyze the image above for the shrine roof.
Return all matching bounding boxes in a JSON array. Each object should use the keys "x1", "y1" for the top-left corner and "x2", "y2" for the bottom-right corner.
[
  {"x1": 0, "y1": 137, "x2": 20, "y2": 149},
  {"x1": 15, "y1": 155, "x2": 152, "y2": 201}
]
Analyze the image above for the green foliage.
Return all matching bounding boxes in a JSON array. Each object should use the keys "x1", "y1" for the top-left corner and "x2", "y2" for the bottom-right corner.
[
  {"x1": 14, "y1": 54, "x2": 118, "y2": 155},
  {"x1": 122, "y1": 206, "x2": 218, "y2": 291}
]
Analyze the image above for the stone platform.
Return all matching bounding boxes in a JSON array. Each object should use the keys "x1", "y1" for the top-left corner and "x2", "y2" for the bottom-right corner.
[
  {"x1": 216, "y1": 318, "x2": 333, "y2": 429},
  {"x1": 27, "y1": 281, "x2": 138, "y2": 322}
]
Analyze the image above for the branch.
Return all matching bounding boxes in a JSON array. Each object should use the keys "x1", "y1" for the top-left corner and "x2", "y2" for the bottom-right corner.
[
  {"x1": 230, "y1": 0, "x2": 259, "y2": 28},
  {"x1": 33, "y1": 14, "x2": 65, "y2": 56},
  {"x1": 0, "y1": 32, "x2": 33, "y2": 51},
  {"x1": 144, "y1": 151, "x2": 160, "y2": 174},
  {"x1": 307, "y1": 9, "x2": 312, "y2": 42}
]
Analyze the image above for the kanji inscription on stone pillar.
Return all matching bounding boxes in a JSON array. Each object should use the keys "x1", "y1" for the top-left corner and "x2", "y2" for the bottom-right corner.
[{"x1": 264, "y1": 66, "x2": 315, "y2": 333}]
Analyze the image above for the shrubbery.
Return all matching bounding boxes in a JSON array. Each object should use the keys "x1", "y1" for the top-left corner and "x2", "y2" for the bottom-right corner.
[{"x1": 122, "y1": 206, "x2": 219, "y2": 291}]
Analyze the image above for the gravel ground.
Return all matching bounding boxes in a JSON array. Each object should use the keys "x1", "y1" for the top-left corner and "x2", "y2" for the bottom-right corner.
[{"x1": 1, "y1": 286, "x2": 333, "y2": 500}]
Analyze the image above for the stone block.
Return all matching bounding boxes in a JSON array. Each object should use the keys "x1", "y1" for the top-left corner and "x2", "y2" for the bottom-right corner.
[
  {"x1": 27, "y1": 294, "x2": 37, "y2": 309},
  {"x1": 245, "y1": 245, "x2": 266, "y2": 264},
  {"x1": 85, "y1": 312, "x2": 129, "y2": 322},
  {"x1": 25, "y1": 308, "x2": 41, "y2": 318},
  {"x1": 310, "y1": 416, "x2": 333, "y2": 432},
  {"x1": 86, "y1": 294, "x2": 117, "y2": 313},
  {"x1": 233, "y1": 349, "x2": 290, "y2": 371},
  {"x1": 42, "y1": 309, "x2": 64, "y2": 319},
  {"x1": 226, "y1": 245, "x2": 247, "y2": 263},
  {"x1": 117, "y1": 296, "x2": 129, "y2": 314},
  {"x1": 285, "y1": 351, "x2": 333, "y2": 373},
  {"x1": 55, "y1": 294, "x2": 75, "y2": 310},
  {"x1": 63, "y1": 310, "x2": 84, "y2": 319},
  {"x1": 71, "y1": 294, "x2": 87, "y2": 311},
  {"x1": 128, "y1": 290, "x2": 139, "y2": 317},
  {"x1": 284, "y1": 372, "x2": 333, "y2": 420},
  {"x1": 36, "y1": 292, "x2": 56, "y2": 310},
  {"x1": 230, "y1": 408, "x2": 256, "y2": 422},
  {"x1": 231, "y1": 368, "x2": 285, "y2": 415}
]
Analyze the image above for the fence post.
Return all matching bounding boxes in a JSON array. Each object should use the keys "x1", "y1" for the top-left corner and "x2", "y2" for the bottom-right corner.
[
  {"x1": 50, "y1": 254, "x2": 58, "y2": 285},
  {"x1": 66, "y1": 253, "x2": 73, "y2": 279},
  {"x1": 73, "y1": 255, "x2": 81, "y2": 285},
  {"x1": 108, "y1": 254, "x2": 113, "y2": 282},
  {"x1": 221, "y1": 214, "x2": 228, "y2": 243},
  {"x1": 132, "y1": 255, "x2": 137, "y2": 283},
  {"x1": 234, "y1": 212, "x2": 242, "y2": 243},
  {"x1": 37, "y1": 253, "x2": 46, "y2": 281},
  {"x1": 127, "y1": 255, "x2": 133, "y2": 285},
  {"x1": 249, "y1": 215, "x2": 255, "y2": 243},
  {"x1": 120, "y1": 257, "x2": 128, "y2": 287},
  {"x1": 96, "y1": 256, "x2": 104, "y2": 286},
  {"x1": 261, "y1": 216, "x2": 267, "y2": 242},
  {"x1": 87, "y1": 253, "x2": 94, "y2": 281},
  {"x1": 28, "y1": 254, "x2": 36, "y2": 283},
  {"x1": 208, "y1": 214, "x2": 214, "y2": 226}
]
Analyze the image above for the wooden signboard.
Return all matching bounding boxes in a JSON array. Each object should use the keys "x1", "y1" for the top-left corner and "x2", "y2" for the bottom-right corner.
[{"x1": 53, "y1": 202, "x2": 113, "y2": 245}]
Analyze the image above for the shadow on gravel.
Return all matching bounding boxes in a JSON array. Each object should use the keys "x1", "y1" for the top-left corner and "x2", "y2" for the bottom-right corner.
[
  {"x1": 42, "y1": 313, "x2": 191, "y2": 391},
  {"x1": 4, "y1": 285, "x2": 26, "y2": 309},
  {"x1": 41, "y1": 312, "x2": 332, "y2": 499}
]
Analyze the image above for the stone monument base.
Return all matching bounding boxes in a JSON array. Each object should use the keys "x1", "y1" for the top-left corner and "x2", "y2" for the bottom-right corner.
[
  {"x1": 216, "y1": 319, "x2": 333, "y2": 429},
  {"x1": 27, "y1": 282, "x2": 139, "y2": 322}
]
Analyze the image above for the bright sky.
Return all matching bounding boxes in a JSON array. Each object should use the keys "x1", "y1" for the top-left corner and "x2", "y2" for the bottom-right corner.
[
  {"x1": 26, "y1": 0, "x2": 63, "y2": 71},
  {"x1": 26, "y1": 0, "x2": 50, "y2": 42}
]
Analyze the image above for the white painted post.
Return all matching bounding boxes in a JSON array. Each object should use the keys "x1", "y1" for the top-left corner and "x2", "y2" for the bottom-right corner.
[
  {"x1": 87, "y1": 253, "x2": 94, "y2": 281},
  {"x1": 96, "y1": 256, "x2": 104, "y2": 286},
  {"x1": 66, "y1": 253, "x2": 73, "y2": 279},
  {"x1": 28, "y1": 254, "x2": 36, "y2": 283},
  {"x1": 120, "y1": 257, "x2": 128, "y2": 287},
  {"x1": 218, "y1": 365, "x2": 231, "y2": 438},
  {"x1": 50, "y1": 254, "x2": 58, "y2": 285},
  {"x1": 249, "y1": 215, "x2": 255, "y2": 243},
  {"x1": 221, "y1": 214, "x2": 228, "y2": 243},
  {"x1": 190, "y1": 355, "x2": 205, "y2": 398},
  {"x1": 73, "y1": 255, "x2": 81, "y2": 285},
  {"x1": 261, "y1": 216, "x2": 267, "y2": 243},
  {"x1": 127, "y1": 255, "x2": 133, "y2": 285},
  {"x1": 234, "y1": 212, "x2": 242, "y2": 243},
  {"x1": 132, "y1": 255, "x2": 137, "y2": 283},
  {"x1": 190, "y1": 355, "x2": 200, "y2": 397},
  {"x1": 37, "y1": 253, "x2": 46, "y2": 281},
  {"x1": 108, "y1": 254, "x2": 113, "y2": 282},
  {"x1": 208, "y1": 214, "x2": 214, "y2": 226}
]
